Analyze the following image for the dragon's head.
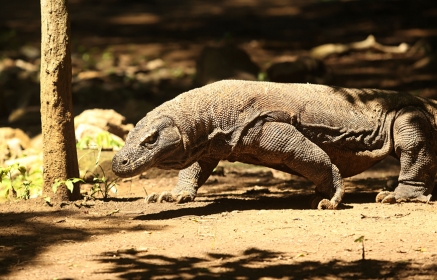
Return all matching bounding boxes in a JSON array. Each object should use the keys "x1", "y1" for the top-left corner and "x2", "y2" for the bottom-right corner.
[{"x1": 112, "y1": 115, "x2": 184, "y2": 178}]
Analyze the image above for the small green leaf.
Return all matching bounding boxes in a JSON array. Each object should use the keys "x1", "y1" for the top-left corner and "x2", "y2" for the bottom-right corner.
[
  {"x1": 3, "y1": 166, "x2": 11, "y2": 174},
  {"x1": 107, "y1": 209, "x2": 119, "y2": 216},
  {"x1": 18, "y1": 165, "x2": 27, "y2": 176},
  {"x1": 52, "y1": 180, "x2": 62, "y2": 193},
  {"x1": 0, "y1": 169, "x2": 7, "y2": 182},
  {"x1": 95, "y1": 148, "x2": 102, "y2": 166},
  {"x1": 65, "y1": 180, "x2": 74, "y2": 193},
  {"x1": 354, "y1": 236, "x2": 365, "y2": 243},
  {"x1": 93, "y1": 177, "x2": 103, "y2": 183},
  {"x1": 70, "y1": 178, "x2": 84, "y2": 184}
]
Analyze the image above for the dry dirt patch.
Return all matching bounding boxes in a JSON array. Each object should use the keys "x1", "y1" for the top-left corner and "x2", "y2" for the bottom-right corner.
[{"x1": 1, "y1": 159, "x2": 437, "y2": 279}]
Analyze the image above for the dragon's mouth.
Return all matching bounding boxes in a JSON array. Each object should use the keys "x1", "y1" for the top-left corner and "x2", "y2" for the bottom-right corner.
[
  {"x1": 113, "y1": 156, "x2": 187, "y2": 177},
  {"x1": 112, "y1": 154, "x2": 154, "y2": 177}
]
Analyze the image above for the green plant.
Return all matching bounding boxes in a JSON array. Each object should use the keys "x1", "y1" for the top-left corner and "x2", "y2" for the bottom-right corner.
[
  {"x1": 76, "y1": 131, "x2": 124, "y2": 150},
  {"x1": 52, "y1": 177, "x2": 85, "y2": 194},
  {"x1": 257, "y1": 72, "x2": 268, "y2": 81},
  {"x1": 355, "y1": 235, "x2": 365, "y2": 260},
  {"x1": 76, "y1": 135, "x2": 93, "y2": 150},
  {"x1": 76, "y1": 131, "x2": 122, "y2": 199},
  {"x1": 44, "y1": 177, "x2": 84, "y2": 204},
  {"x1": 85, "y1": 165, "x2": 119, "y2": 200},
  {"x1": 0, "y1": 163, "x2": 43, "y2": 200},
  {"x1": 171, "y1": 68, "x2": 185, "y2": 79},
  {"x1": 96, "y1": 131, "x2": 123, "y2": 149},
  {"x1": 76, "y1": 45, "x2": 100, "y2": 70},
  {"x1": 102, "y1": 49, "x2": 114, "y2": 61},
  {"x1": 77, "y1": 136, "x2": 120, "y2": 199}
]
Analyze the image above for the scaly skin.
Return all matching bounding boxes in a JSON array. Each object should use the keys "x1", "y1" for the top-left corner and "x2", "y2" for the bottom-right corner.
[{"x1": 112, "y1": 80, "x2": 437, "y2": 208}]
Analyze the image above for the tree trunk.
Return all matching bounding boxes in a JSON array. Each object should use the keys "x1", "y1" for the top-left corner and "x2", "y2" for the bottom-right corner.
[{"x1": 40, "y1": 0, "x2": 80, "y2": 201}]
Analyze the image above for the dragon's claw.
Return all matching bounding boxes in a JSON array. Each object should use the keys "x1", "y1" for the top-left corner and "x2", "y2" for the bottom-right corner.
[
  {"x1": 175, "y1": 191, "x2": 195, "y2": 203},
  {"x1": 376, "y1": 191, "x2": 395, "y2": 203},
  {"x1": 145, "y1": 191, "x2": 195, "y2": 204},
  {"x1": 157, "y1": 191, "x2": 176, "y2": 203},
  {"x1": 376, "y1": 191, "x2": 432, "y2": 204},
  {"x1": 310, "y1": 195, "x2": 337, "y2": 210},
  {"x1": 145, "y1": 193, "x2": 159, "y2": 203}
]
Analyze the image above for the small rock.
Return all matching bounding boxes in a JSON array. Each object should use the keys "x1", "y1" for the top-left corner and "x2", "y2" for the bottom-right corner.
[
  {"x1": 15, "y1": 59, "x2": 38, "y2": 72},
  {"x1": 0, "y1": 127, "x2": 32, "y2": 163},
  {"x1": 74, "y1": 109, "x2": 133, "y2": 139},
  {"x1": 75, "y1": 123, "x2": 124, "y2": 149},
  {"x1": 20, "y1": 45, "x2": 41, "y2": 60},
  {"x1": 30, "y1": 134, "x2": 43, "y2": 149},
  {"x1": 267, "y1": 56, "x2": 327, "y2": 84},
  {"x1": 77, "y1": 71, "x2": 103, "y2": 81},
  {"x1": 146, "y1": 58, "x2": 165, "y2": 70},
  {"x1": 195, "y1": 45, "x2": 259, "y2": 86}
]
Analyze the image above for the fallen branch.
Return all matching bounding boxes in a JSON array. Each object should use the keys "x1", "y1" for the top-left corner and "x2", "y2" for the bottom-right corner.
[{"x1": 311, "y1": 35, "x2": 409, "y2": 59}]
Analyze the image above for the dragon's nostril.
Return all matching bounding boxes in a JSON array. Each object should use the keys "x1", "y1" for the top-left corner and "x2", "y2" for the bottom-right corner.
[{"x1": 122, "y1": 159, "x2": 129, "y2": 165}]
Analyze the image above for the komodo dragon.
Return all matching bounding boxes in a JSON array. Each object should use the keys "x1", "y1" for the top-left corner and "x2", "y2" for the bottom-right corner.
[{"x1": 112, "y1": 80, "x2": 437, "y2": 209}]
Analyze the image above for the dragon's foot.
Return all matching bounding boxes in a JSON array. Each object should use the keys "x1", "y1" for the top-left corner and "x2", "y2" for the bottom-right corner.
[
  {"x1": 310, "y1": 195, "x2": 338, "y2": 210},
  {"x1": 318, "y1": 199, "x2": 337, "y2": 210},
  {"x1": 145, "y1": 191, "x2": 195, "y2": 204},
  {"x1": 375, "y1": 191, "x2": 396, "y2": 203},
  {"x1": 376, "y1": 191, "x2": 432, "y2": 204}
]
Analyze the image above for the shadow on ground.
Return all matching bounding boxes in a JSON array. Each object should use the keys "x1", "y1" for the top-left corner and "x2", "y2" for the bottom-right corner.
[
  {"x1": 136, "y1": 190, "x2": 382, "y2": 221},
  {"x1": 0, "y1": 209, "x2": 162, "y2": 277},
  {"x1": 96, "y1": 247, "x2": 437, "y2": 279},
  {"x1": 0, "y1": 189, "x2": 383, "y2": 277}
]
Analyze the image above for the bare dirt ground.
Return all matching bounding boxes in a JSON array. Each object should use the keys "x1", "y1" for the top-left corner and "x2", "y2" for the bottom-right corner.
[
  {"x1": 2, "y1": 0, "x2": 437, "y2": 279},
  {"x1": 1, "y1": 158, "x2": 437, "y2": 279}
]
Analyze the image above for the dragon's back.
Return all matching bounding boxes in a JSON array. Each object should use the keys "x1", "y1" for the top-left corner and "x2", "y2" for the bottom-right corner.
[{"x1": 163, "y1": 80, "x2": 429, "y2": 176}]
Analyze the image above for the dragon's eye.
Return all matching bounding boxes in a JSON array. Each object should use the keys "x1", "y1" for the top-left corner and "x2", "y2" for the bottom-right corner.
[{"x1": 140, "y1": 131, "x2": 158, "y2": 146}]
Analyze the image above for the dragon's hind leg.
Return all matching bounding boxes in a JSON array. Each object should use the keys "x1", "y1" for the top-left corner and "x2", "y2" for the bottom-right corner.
[{"x1": 377, "y1": 107, "x2": 436, "y2": 204}]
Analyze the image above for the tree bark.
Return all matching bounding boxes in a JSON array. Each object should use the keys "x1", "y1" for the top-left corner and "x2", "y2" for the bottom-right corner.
[{"x1": 40, "y1": 0, "x2": 80, "y2": 201}]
